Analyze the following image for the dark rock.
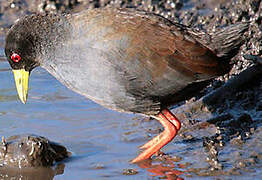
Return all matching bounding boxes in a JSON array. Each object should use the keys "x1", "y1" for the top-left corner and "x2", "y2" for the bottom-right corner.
[{"x1": 0, "y1": 134, "x2": 69, "y2": 168}]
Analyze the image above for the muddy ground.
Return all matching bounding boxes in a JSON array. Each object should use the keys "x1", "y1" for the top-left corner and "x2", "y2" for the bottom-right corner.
[{"x1": 0, "y1": 0, "x2": 261, "y2": 179}]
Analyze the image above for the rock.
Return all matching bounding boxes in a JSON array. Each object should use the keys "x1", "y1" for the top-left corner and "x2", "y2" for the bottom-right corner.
[{"x1": 0, "y1": 134, "x2": 69, "y2": 168}]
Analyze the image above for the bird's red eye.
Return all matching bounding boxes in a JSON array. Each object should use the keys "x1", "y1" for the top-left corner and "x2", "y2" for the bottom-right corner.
[{"x1": 11, "y1": 53, "x2": 21, "y2": 63}]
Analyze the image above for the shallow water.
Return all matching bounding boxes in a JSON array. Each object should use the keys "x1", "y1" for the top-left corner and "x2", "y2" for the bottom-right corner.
[{"x1": 0, "y1": 36, "x2": 262, "y2": 179}]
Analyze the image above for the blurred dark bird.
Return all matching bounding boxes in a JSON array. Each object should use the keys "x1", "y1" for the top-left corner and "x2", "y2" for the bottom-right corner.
[{"x1": 5, "y1": 7, "x2": 248, "y2": 163}]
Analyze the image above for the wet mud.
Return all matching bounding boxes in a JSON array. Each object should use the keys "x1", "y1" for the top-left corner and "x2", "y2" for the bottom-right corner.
[{"x1": 0, "y1": 0, "x2": 261, "y2": 179}]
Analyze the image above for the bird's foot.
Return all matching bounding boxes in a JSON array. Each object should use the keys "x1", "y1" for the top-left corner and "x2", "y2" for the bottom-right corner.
[{"x1": 131, "y1": 109, "x2": 181, "y2": 163}]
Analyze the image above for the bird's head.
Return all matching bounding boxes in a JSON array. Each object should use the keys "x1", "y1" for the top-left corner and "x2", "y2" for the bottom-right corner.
[
  {"x1": 5, "y1": 13, "x2": 70, "y2": 104},
  {"x1": 5, "y1": 16, "x2": 41, "y2": 104}
]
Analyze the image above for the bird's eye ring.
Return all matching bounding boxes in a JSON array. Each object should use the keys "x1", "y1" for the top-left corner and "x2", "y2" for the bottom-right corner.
[{"x1": 11, "y1": 53, "x2": 21, "y2": 63}]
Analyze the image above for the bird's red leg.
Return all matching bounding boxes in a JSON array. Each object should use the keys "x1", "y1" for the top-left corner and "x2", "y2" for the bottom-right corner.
[
  {"x1": 140, "y1": 134, "x2": 162, "y2": 149},
  {"x1": 140, "y1": 109, "x2": 181, "y2": 150},
  {"x1": 162, "y1": 109, "x2": 181, "y2": 131},
  {"x1": 131, "y1": 109, "x2": 181, "y2": 163}
]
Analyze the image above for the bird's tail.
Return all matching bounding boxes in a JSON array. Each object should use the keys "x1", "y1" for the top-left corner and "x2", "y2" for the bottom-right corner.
[
  {"x1": 208, "y1": 22, "x2": 249, "y2": 60},
  {"x1": 189, "y1": 22, "x2": 249, "y2": 60}
]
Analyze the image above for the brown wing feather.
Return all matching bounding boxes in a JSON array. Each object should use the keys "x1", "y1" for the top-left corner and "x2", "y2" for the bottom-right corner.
[
  {"x1": 106, "y1": 8, "x2": 228, "y2": 79},
  {"x1": 72, "y1": 7, "x2": 226, "y2": 79}
]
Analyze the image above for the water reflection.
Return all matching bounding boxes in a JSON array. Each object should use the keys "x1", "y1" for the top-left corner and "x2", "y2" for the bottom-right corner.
[
  {"x1": 137, "y1": 158, "x2": 185, "y2": 180},
  {"x1": 0, "y1": 163, "x2": 65, "y2": 180}
]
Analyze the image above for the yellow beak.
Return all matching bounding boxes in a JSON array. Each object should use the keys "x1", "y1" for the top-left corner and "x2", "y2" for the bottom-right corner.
[{"x1": 12, "y1": 69, "x2": 29, "y2": 104}]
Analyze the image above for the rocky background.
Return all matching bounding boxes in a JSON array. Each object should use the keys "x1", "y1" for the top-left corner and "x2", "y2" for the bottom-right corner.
[{"x1": 0, "y1": 0, "x2": 261, "y2": 178}]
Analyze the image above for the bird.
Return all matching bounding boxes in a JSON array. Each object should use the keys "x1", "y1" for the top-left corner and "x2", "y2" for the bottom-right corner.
[{"x1": 5, "y1": 7, "x2": 248, "y2": 163}]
